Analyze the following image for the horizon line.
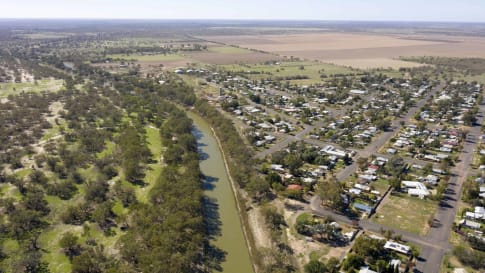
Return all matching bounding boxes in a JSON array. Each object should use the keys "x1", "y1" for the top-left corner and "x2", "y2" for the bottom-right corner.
[{"x1": 0, "y1": 18, "x2": 485, "y2": 24}]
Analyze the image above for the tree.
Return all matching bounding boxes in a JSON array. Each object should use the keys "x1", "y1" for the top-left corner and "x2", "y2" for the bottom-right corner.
[
  {"x1": 462, "y1": 110, "x2": 477, "y2": 126},
  {"x1": 59, "y1": 232, "x2": 82, "y2": 260},
  {"x1": 410, "y1": 245, "x2": 421, "y2": 258},
  {"x1": 357, "y1": 157, "x2": 368, "y2": 172},
  {"x1": 304, "y1": 260, "x2": 328, "y2": 273},
  {"x1": 317, "y1": 175, "x2": 346, "y2": 211},
  {"x1": 246, "y1": 176, "x2": 270, "y2": 201},
  {"x1": 341, "y1": 253, "x2": 364, "y2": 272},
  {"x1": 284, "y1": 153, "x2": 303, "y2": 175}
]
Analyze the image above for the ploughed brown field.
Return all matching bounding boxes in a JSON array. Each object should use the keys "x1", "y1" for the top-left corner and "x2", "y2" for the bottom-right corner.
[{"x1": 199, "y1": 32, "x2": 485, "y2": 69}]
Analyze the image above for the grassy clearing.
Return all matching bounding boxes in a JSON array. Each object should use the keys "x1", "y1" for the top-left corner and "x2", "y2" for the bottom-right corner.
[
  {"x1": 39, "y1": 225, "x2": 82, "y2": 273},
  {"x1": 208, "y1": 46, "x2": 251, "y2": 54},
  {"x1": 372, "y1": 179, "x2": 390, "y2": 194},
  {"x1": 179, "y1": 75, "x2": 220, "y2": 96},
  {"x1": 372, "y1": 194, "x2": 437, "y2": 236},
  {"x1": 220, "y1": 61, "x2": 357, "y2": 84},
  {"x1": 15, "y1": 168, "x2": 32, "y2": 179},
  {"x1": 0, "y1": 184, "x2": 22, "y2": 201},
  {"x1": 0, "y1": 79, "x2": 64, "y2": 98},
  {"x1": 309, "y1": 248, "x2": 331, "y2": 261},
  {"x1": 136, "y1": 126, "x2": 163, "y2": 203},
  {"x1": 107, "y1": 53, "x2": 185, "y2": 62},
  {"x1": 96, "y1": 141, "x2": 116, "y2": 159},
  {"x1": 455, "y1": 73, "x2": 485, "y2": 84}
]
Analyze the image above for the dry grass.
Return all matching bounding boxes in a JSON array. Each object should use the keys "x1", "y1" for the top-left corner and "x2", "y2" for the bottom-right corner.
[
  {"x1": 187, "y1": 51, "x2": 278, "y2": 65},
  {"x1": 373, "y1": 194, "x2": 437, "y2": 236}
]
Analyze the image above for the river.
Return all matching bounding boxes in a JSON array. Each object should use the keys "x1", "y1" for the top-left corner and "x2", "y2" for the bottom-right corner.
[{"x1": 189, "y1": 112, "x2": 254, "y2": 273}]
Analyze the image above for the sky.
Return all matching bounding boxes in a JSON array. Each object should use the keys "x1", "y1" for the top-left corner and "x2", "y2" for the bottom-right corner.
[{"x1": 0, "y1": 0, "x2": 484, "y2": 22}]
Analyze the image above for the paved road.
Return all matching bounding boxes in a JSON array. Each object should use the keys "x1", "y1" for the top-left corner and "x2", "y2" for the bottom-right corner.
[{"x1": 416, "y1": 100, "x2": 485, "y2": 272}]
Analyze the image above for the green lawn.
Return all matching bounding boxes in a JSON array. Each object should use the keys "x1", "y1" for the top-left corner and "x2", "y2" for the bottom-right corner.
[
  {"x1": 208, "y1": 46, "x2": 251, "y2": 54},
  {"x1": 372, "y1": 194, "x2": 437, "y2": 236},
  {"x1": 372, "y1": 179, "x2": 391, "y2": 194},
  {"x1": 0, "y1": 79, "x2": 64, "y2": 98}
]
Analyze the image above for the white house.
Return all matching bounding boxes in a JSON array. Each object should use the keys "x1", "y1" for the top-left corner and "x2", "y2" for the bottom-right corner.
[
  {"x1": 402, "y1": 181, "x2": 430, "y2": 199},
  {"x1": 384, "y1": 241, "x2": 411, "y2": 255}
]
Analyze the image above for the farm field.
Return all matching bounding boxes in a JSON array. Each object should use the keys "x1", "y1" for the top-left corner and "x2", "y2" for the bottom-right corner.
[{"x1": 199, "y1": 32, "x2": 485, "y2": 69}]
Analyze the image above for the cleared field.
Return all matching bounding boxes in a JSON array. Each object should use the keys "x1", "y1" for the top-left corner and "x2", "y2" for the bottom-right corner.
[
  {"x1": 199, "y1": 33, "x2": 485, "y2": 69},
  {"x1": 325, "y1": 58, "x2": 425, "y2": 69},
  {"x1": 373, "y1": 194, "x2": 437, "y2": 236},
  {"x1": 0, "y1": 78, "x2": 64, "y2": 97}
]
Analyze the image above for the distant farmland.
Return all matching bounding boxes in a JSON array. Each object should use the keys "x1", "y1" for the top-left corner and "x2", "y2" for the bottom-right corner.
[{"x1": 199, "y1": 32, "x2": 485, "y2": 69}]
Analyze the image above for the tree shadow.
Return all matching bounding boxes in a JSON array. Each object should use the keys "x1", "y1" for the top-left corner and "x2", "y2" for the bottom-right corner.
[
  {"x1": 202, "y1": 196, "x2": 222, "y2": 239},
  {"x1": 192, "y1": 126, "x2": 203, "y2": 139},
  {"x1": 199, "y1": 151, "x2": 210, "y2": 161},
  {"x1": 201, "y1": 196, "x2": 227, "y2": 272},
  {"x1": 439, "y1": 200, "x2": 453, "y2": 209},
  {"x1": 203, "y1": 175, "x2": 219, "y2": 191},
  {"x1": 203, "y1": 242, "x2": 227, "y2": 272}
]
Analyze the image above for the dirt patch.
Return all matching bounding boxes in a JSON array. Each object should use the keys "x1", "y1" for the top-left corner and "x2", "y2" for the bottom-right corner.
[
  {"x1": 247, "y1": 205, "x2": 272, "y2": 249},
  {"x1": 281, "y1": 199, "x2": 350, "y2": 270}
]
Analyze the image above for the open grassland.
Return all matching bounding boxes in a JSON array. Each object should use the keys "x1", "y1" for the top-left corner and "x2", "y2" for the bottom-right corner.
[
  {"x1": 219, "y1": 61, "x2": 357, "y2": 83},
  {"x1": 208, "y1": 46, "x2": 252, "y2": 54},
  {"x1": 199, "y1": 32, "x2": 485, "y2": 69},
  {"x1": 0, "y1": 79, "x2": 64, "y2": 97},
  {"x1": 136, "y1": 126, "x2": 163, "y2": 203},
  {"x1": 188, "y1": 51, "x2": 277, "y2": 65},
  {"x1": 108, "y1": 53, "x2": 185, "y2": 62},
  {"x1": 372, "y1": 194, "x2": 437, "y2": 236}
]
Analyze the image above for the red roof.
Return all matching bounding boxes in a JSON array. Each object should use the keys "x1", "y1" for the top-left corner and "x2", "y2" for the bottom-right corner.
[
  {"x1": 287, "y1": 184, "x2": 303, "y2": 191},
  {"x1": 368, "y1": 165, "x2": 380, "y2": 170}
]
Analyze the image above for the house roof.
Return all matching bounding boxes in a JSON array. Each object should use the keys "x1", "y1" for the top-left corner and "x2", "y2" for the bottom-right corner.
[{"x1": 287, "y1": 184, "x2": 303, "y2": 191}]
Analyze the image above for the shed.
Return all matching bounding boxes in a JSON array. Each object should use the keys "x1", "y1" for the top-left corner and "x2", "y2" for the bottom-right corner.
[{"x1": 353, "y1": 203, "x2": 373, "y2": 214}]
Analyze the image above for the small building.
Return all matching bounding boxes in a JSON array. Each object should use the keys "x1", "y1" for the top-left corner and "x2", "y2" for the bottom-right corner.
[
  {"x1": 359, "y1": 266, "x2": 377, "y2": 273},
  {"x1": 459, "y1": 219, "x2": 481, "y2": 229},
  {"x1": 353, "y1": 203, "x2": 373, "y2": 214},
  {"x1": 350, "y1": 89, "x2": 368, "y2": 95},
  {"x1": 402, "y1": 181, "x2": 430, "y2": 199},
  {"x1": 384, "y1": 241, "x2": 411, "y2": 255}
]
